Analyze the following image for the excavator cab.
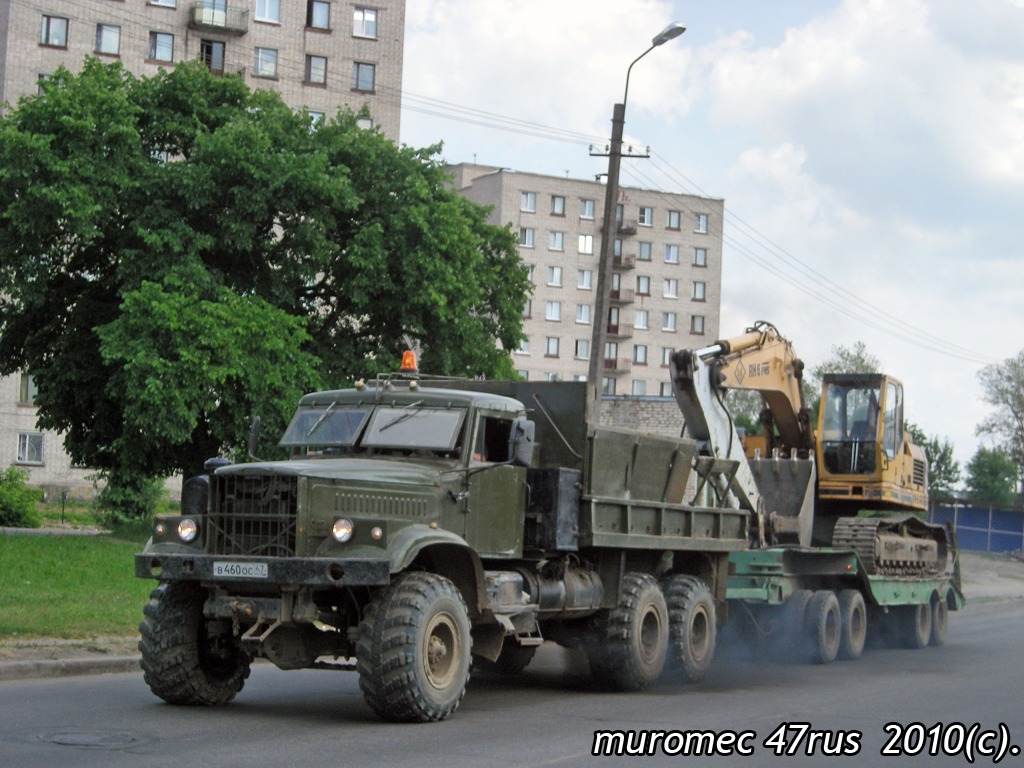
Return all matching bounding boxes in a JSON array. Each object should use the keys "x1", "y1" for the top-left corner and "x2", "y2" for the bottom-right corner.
[{"x1": 816, "y1": 373, "x2": 928, "y2": 515}]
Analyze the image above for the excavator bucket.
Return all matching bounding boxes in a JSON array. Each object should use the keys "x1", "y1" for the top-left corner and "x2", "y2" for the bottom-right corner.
[{"x1": 748, "y1": 456, "x2": 816, "y2": 547}]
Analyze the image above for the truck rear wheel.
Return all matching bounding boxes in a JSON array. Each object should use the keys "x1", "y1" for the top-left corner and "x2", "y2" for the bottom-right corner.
[
  {"x1": 805, "y1": 590, "x2": 841, "y2": 664},
  {"x1": 837, "y1": 589, "x2": 867, "y2": 660},
  {"x1": 138, "y1": 581, "x2": 251, "y2": 706},
  {"x1": 897, "y1": 603, "x2": 932, "y2": 649},
  {"x1": 662, "y1": 574, "x2": 716, "y2": 683},
  {"x1": 588, "y1": 572, "x2": 668, "y2": 691},
  {"x1": 929, "y1": 595, "x2": 948, "y2": 647},
  {"x1": 356, "y1": 572, "x2": 471, "y2": 722}
]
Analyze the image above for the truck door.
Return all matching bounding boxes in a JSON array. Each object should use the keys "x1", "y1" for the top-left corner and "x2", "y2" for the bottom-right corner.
[{"x1": 463, "y1": 414, "x2": 526, "y2": 558}]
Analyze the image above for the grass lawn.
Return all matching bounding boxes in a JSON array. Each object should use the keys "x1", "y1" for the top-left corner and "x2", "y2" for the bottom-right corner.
[{"x1": 0, "y1": 534, "x2": 153, "y2": 639}]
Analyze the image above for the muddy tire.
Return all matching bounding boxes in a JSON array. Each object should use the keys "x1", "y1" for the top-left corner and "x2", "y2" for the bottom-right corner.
[
  {"x1": 662, "y1": 574, "x2": 717, "y2": 683},
  {"x1": 898, "y1": 603, "x2": 932, "y2": 649},
  {"x1": 805, "y1": 590, "x2": 841, "y2": 664},
  {"x1": 138, "y1": 582, "x2": 251, "y2": 706},
  {"x1": 588, "y1": 572, "x2": 668, "y2": 691},
  {"x1": 837, "y1": 589, "x2": 867, "y2": 660},
  {"x1": 356, "y1": 572, "x2": 472, "y2": 722},
  {"x1": 929, "y1": 595, "x2": 948, "y2": 647}
]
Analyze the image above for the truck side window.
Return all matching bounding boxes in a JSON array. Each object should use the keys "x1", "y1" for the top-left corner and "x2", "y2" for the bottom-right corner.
[{"x1": 473, "y1": 417, "x2": 513, "y2": 462}]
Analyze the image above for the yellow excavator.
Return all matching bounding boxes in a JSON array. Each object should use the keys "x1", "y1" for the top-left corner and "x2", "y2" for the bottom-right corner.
[{"x1": 679, "y1": 320, "x2": 944, "y2": 577}]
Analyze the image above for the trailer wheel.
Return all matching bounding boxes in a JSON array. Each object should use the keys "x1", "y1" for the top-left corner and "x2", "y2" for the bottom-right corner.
[
  {"x1": 588, "y1": 572, "x2": 668, "y2": 691},
  {"x1": 138, "y1": 582, "x2": 251, "y2": 706},
  {"x1": 805, "y1": 590, "x2": 841, "y2": 664},
  {"x1": 897, "y1": 603, "x2": 932, "y2": 649},
  {"x1": 356, "y1": 572, "x2": 472, "y2": 722},
  {"x1": 929, "y1": 595, "x2": 948, "y2": 647},
  {"x1": 837, "y1": 589, "x2": 867, "y2": 660},
  {"x1": 662, "y1": 575, "x2": 717, "y2": 683}
]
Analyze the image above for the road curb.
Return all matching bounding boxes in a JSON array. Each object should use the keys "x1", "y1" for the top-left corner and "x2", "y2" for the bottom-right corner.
[{"x1": 0, "y1": 656, "x2": 140, "y2": 682}]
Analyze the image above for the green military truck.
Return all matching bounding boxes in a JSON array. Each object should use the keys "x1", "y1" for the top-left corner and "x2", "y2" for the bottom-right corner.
[{"x1": 135, "y1": 366, "x2": 751, "y2": 722}]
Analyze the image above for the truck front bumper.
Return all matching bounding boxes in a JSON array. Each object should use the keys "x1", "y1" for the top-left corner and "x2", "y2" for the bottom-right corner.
[{"x1": 134, "y1": 552, "x2": 391, "y2": 587}]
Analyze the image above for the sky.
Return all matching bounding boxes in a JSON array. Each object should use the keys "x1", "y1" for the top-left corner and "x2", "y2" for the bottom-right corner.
[{"x1": 397, "y1": 0, "x2": 1024, "y2": 475}]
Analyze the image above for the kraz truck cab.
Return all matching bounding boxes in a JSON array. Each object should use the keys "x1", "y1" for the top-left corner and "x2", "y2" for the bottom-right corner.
[{"x1": 136, "y1": 360, "x2": 750, "y2": 722}]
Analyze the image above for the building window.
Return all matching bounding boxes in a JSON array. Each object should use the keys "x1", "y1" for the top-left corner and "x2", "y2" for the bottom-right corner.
[
  {"x1": 305, "y1": 54, "x2": 327, "y2": 84},
  {"x1": 551, "y1": 195, "x2": 565, "y2": 216},
  {"x1": 518, "y1": 228, "x2": 534, "y2": 248},
  {"x1": 577, "y1": 269, "x2": 592, "y2": 289},
  {"x1": 95, "y1": 24, "x2": 120, "y2": 56},
  {"x1": 695, "y1": 213, "x2": 709, "y2": 233},
  {"x1": 201, "y1": 40, "x2": 225, "y2": 74},
  {"x1": 253, "y1": 47, "x2": 278, "y2": 78},
  {"x1": 638, "y1": 206, "x2": 653, "y2": 226},
  {"x1": 576, "y1": 304, "x2": 591, "y2": 324},
  {"x1": 664, "y1": 244, "x2": 680, "y2": 264},
  {"x1": 352, "y1": 61, "x2": 375, "y2": 91},
  {"x1": 637, "y1": 241, "x2": 652, "y2": 261},
  {"x1": 515, "y1": 337, "x2": 530, "y2": 355},
  {"x1": 575, "y1": 339, "x2": 590, "y2": 359},
  {"x1": 633, "y1": 345, "x2": 648, "y2": 365},
  {"x1": 634, "y1": 309, "x2": 648, "y2": 330},
  {"x1": 663, "y1": 278, "x2": 678, "y2": 298},
  {"x1": 516, "y1": 370, "x2": 529, "y2": 380},
  {"x1": 150, "y1": 0, "x2": 177, "y2": 6},
  {"x1": 580, "y1": 199, "x2": 595, "y2": 219},
  {"x1": 40, "y1": 16, "x2": 69, "y2": 47},
  {"x1": 148, "y1": 32, "x2": 174, "y2": 62},
  {"x1": 693, "y1": 247, "x2": 708, "y2": 267},
  {"x1": 520, "y1": 191, "x2": 536, "y2": 212},
  {"x1": 548, "y1": 231, "x2": 564, "y2": 251},
  {"x1": 19, "y1": 374, "x2": 37, "y2": 405},
  {"x1": 255, "y1": 0, "x2": 280, "y2": 23},
  {"x1": 693, "y1": 281, "x2": 706, "y2": 301},
  {"x1": 545, "y1": 301, "x2": 561, "y2": 321},
  {"x1": 602, "y1": 377, "x2": 616, "y2": 396},
  {"x1": 308, "y1": 111, "x2": 326, "y2": 126},
  {"x1": 661, "y1": 347, "x2": 675, "y2": 366},
  {"x1": 353, "y1": 7, "x2": 377, "y2": 38},
  {"x1": 605, "y1": 341, "x2": 618, "y2": 361},
  {"x1": 614, "y1": 239, "x2": 622, "y2": 257},
  {"x1": 544, "y1": 372, "x2": 559, "y2": 382},
  {"x1": 545, "y1": 337, "x2": 560, "y2": 357},
  {"x1": 578, "y1": 234, "x2": 594, "y2": 255},
  {"x1": 522, "y1": 299, "x2": 531, "y2": 319},
  {"x1": 308, "y1": 1, "x2": 331, "y2": 30},
  {"x1": 691, "y1": 315, "x2": 706, "y2": 334},
  {"x1": 17, "y1": 433, "x2": 43, "y2": 465},
  {"x1": 636, "y1": 275, "x2": 650, "y2": 296},
  {"x1": 546, "y1": 266, "x2": 562, "y2": 286},
  {"x1": 632, "y1": 379, "x2": 647, "y2": 396},
  {"x1": 525, "y1": 265, "x2": 534, "y2": 282},
  {"x1": 662, "y1": 312, "x2": 677, "y2": 332},
  {"x1": 667, "y1": 210, "x2": 681, "y2": 229},
  {"x1": 660, "y1": 382, "x2": 672, "y2": 396}
]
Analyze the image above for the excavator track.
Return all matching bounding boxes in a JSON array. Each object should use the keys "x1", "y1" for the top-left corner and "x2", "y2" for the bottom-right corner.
[{"x1": 832, "y1": 516, "x2": 947, "y2": 577}]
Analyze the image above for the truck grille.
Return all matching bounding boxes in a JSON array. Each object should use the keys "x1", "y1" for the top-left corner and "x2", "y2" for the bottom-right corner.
[{"x1": 206, "y1": 475, "x2": 298, "y2": 557}]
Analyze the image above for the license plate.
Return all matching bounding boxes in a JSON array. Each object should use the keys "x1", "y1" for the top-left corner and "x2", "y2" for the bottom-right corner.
[{"x1": 212, "y1": 561, "x2": 269, "y2": 579}]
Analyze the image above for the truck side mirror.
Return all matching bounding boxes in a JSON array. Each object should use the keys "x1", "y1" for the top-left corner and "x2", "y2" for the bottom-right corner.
[
  {"x1": 509, "y1": 418, "x2": 536, "y2": 467},
  {"x1": 247, "y1": 416, "x2": 262, "y2": 461}
]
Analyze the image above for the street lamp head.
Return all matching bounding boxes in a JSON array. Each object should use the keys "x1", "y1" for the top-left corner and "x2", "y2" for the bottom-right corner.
[{"x1": 652, "y1": 22, "x2": 686, "y2": 47}]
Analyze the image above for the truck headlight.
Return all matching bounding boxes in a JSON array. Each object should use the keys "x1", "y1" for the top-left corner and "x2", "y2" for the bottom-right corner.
[
  {"x1": 332, "y1": 518, "x2": 354, "y2": 543},
  {"x1": 177, "y1": 518, "x2": 199, "y2": 543}
]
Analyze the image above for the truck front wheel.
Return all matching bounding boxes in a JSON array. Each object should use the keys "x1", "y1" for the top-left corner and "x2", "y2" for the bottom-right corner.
[
  {"x1": 138, "y1": 582, "x2": 251, "y2": 706},
  {"x1": 588, "y1": 572, "x2": 668, "y2": 691},
  {"x1": 356, "y1": 572, "x2": 472, "y2": 722},
  {"x1": 662, "y1": 574, "x2": 717, "y2": 683}
]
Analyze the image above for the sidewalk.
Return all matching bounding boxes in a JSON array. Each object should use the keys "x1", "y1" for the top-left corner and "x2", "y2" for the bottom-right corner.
[{"x1": 1, "y1": 552, "x2": 1021, "y2": 682}]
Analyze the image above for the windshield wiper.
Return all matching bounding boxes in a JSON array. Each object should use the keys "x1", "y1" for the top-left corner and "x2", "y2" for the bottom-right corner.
[
  {"x1": 306, "y1": 400, "x2": 339, "y2": 438},
  {"x1": 379, "y1": 400, "x2": 424, "y2": 432}
]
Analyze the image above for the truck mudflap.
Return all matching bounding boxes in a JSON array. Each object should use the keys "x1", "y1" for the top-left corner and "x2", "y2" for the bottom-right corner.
[{"x1": 134, "y1": 552, "x2": 390, "y2": 587}]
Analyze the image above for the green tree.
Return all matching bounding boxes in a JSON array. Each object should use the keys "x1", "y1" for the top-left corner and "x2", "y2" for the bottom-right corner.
[
  {"x1": 0, "y1": 60, "x2": 528, "y2": 512},
  {"x1": 905, "y1": 422, "x2": 961, "y2": 498},
  {"x1": 976, "y1": 351, "x2": 1024, "y2": 485},
  {"x1": 964, "y1": 446, "x2": 1018, "y2": 506},
  {"x1": 808, "y1": 341, "x2": 880, "y2": 394}
]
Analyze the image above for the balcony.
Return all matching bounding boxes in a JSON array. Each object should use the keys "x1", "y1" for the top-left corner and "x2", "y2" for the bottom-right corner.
[
  {"x1": 609, "y1": 287, "x2": 635, "y2": 305},
  {"x1": 603, "y1": 357, "x2": 632, "y2": 374},
  {"x1": 612, "y1": 253, "x2": 635, "y2": 270},
  {"x1": 606, "y1": 323, "x2": 633, "y2": 340},
  {"x1": 618, "y1": 218, "x2": 638, "y2": 235},
  {"x1": 189, "y1": 3, "x2": 250, "y2": 35}
]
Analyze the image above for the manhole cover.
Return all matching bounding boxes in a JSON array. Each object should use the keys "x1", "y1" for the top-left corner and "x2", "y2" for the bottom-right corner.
[{"x1": 40, "y1": 731, "x2": 140, "y2": 749}]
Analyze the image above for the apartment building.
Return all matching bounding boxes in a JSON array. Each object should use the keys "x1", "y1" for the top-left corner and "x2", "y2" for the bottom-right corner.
[
  {"x1": 447, "y1": 164, "x2": 724, "y2": 398},
  {"x1": 0, "y1": 0, "x2": 405, "y2": 494}
]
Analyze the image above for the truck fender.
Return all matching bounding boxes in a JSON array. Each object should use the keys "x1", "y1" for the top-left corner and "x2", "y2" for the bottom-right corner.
[{"x1": 386, "y1": 525, "x2": 487, "y2": 617}]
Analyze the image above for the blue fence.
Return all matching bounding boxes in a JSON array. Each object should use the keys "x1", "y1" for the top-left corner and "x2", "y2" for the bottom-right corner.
[{"x1": 929, "y1": 499, "x2": 1024, "y2": 555}]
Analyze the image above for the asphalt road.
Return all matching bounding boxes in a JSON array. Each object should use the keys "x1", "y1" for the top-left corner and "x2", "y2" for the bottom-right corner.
[{"x1": 0, "y1": 599, "x2": 1021, "y2": 768}]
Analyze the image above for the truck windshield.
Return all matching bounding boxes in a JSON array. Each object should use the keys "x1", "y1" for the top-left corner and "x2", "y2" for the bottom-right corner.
[
  {"x1": 361, "y1": 406, "x2": 466, "y2": 452},
  {"x1": 279, "y1": 405, "x2": 371, "y2": 448}
]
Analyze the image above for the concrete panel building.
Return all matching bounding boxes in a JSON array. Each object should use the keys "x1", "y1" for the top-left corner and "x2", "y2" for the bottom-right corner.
[{"x1": 448, "y1": 164, "x2": 724, "y2": 398}]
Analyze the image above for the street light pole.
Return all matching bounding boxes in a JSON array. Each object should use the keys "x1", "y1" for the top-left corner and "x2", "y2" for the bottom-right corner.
[{"x1": 587, "y1": 23, "x2": 686, "y2": 424}]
